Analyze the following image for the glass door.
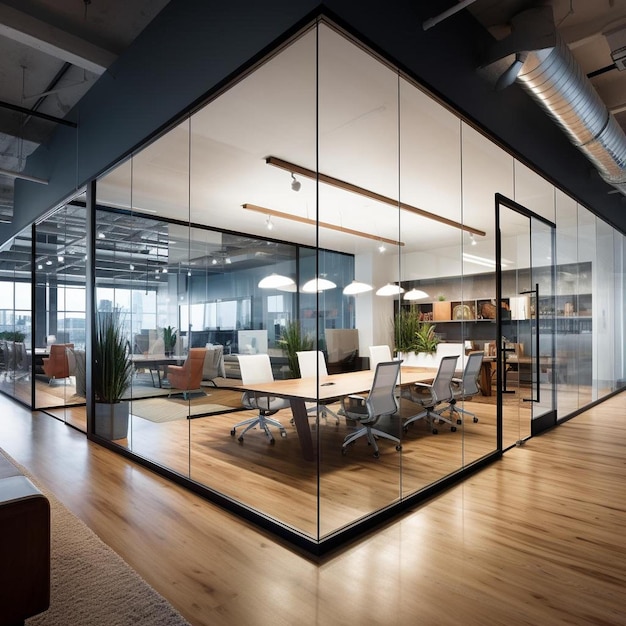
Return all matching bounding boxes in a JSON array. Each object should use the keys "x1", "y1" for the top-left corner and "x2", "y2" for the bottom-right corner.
[{"x1": 496, "y1": 194, "x2": 556, "y2": 450}]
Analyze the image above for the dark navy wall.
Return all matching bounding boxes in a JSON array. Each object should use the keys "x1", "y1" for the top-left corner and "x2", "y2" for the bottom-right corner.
[{"x1": 7, "y1": 0, "x2": 626, "y2": 244}]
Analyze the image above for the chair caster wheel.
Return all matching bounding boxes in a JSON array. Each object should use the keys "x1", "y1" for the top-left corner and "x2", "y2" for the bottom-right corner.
[
  {"x1": 473, "y1": 417, "x2": 479, "y2": 423},
  {"x1": 230, "y1": 429, "x2": 236, "y2": 437},
  {"x1": 280, "y1": 431, "x2": 287, "y2": 438},
  {"x1": 451, "y1": 426, "x2": 457, "y2": 432},
  {"x1": 432, "y1": 428, "x2": 438, "y2": 435},
  {"x1": 395, "y1": 445, "x2": 402, "y2": 452},
  {"x1": 456, "y1": 419, "x2": 462, "y2": 425},
  {"x1": 373, "y1": 451, "x2": 380, "y2": 459},
  {"x1": 269, "y1": 438, "x2": 275, "y2": 445},
  {"x1": 237, "y1": 436, "x2": 244, "y2": 443}
]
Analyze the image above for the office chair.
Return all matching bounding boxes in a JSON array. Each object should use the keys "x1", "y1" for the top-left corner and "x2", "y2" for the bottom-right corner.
[
  {"x1": 42, "y1": 343, "x2": 74, "y2": 383},
  {"x1": 445, "y1": 351, "x2": 484, "y2": 424},
  {"x1": 296, "y1": 350, "x2": 340, "y2": 426},
  {"x1": 168, "y1": 348, "x2": 207, "y2": 400},
  {"x1": 201, "y1": 345, "x2": 225, "y2": 387},
  {"x1": 402, "y1": 355, "x2": 458, "y2": 434},
  {"x1": 341, "y1": 360, "x2": 402, "y2": 458},
  {"x1": 369, "y1": 345, "x2": 392, "y2": 370},
  {"x1": 231, "y1": 354, "x2": 289, "y2": 444}
]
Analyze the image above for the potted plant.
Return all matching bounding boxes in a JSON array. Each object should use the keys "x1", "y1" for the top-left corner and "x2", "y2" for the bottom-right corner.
[
  {"x1": 277, "y1": 321, "x2": 313, "y2": 378},
  {"x1": 93, "y1": 310, "x2": 134, "y2": 440},
  {"x1": 414, "y1": 321, "x2": 440, "y2": 354},
  {"x1": 163, "y1": 325, "x2": 177, "y2": 356},
  {"x1": 433, "y1": 295, "x2": 451, "y2": 321}
]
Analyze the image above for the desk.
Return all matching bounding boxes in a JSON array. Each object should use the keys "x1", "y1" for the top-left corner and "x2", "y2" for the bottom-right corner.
[
  {"x1": 239, "y1": 366, "x2": 436, "y2": 461},
  {"x1": 130, "y1": 354, "x2": 186, "y2": 387}
]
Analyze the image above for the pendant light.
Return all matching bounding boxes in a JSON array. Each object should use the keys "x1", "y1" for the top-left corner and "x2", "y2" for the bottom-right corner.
[
  {"x1": 302, "y1": 277, "x2": 337, "y2": 293},
  {"x1": 343, "y1": 280, "x2": 373, "y2": 295},
  {"x1": 404, "y1": 288, "x2": 429, "y2": 301},
  {"x1": 258, "y1": 273, "x2": 295, "y2": 289},
  {"x1": 375, "y1": 283, "x2": 405, "y2": 296}
]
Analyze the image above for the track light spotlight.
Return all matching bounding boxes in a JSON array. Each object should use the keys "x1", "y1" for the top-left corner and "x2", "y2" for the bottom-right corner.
[
  {"x1": 290, "y1": 172, "x2": 301, "y2": 192},
  {"x1": 266, "y1": 215, "x2": 274, "y2": 230}
]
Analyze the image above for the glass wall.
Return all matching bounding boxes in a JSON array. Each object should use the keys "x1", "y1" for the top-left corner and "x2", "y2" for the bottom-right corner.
[
  {"x1": 2, "y1": 19, "x2": 614, "y2": 549},
  {"x1": 33, "y1": 203, "x2": 87, "y2": 430}
]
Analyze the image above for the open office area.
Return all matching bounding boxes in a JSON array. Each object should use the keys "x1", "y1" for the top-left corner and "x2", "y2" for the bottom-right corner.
[{"x1": 0, "y1": 0, "x2": 625, "y2": 565}]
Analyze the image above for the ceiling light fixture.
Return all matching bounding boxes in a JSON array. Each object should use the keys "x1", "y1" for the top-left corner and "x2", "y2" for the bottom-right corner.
[
  {"x1": 375, "y1": 283, "x2": 405, "y2": 296},
  {"x1": 378, "y1": 243, "x2": 386, "y2": 253},
  {"x1": 266, "y1": 215, "x2": 274, "y2": 230},
  {"x1": 98, "y1": 232, "x2": 105, "y2": 239},
  {"x1": 243, "y1": 204, "x2": 404, "y2": 247},
  {"x1": 266, "y1": 156, "x2": 486, "y2": 237},
  {"x1": 258, "y1": 273, "x2": 295, "y2": 289},
  {"x1": 404, "y1": 288, "x2": 429, "y2": 301},
  {"x1": 290, "y1": 172, "x2": 301, "y2": 192},
  {"x1": 302, "y1": 277, "x2": 337, "y2": 293},
  {"x1": 45, "y1": 259, "x2": 52, "y2": 266},
  {"x1": 57, "y1": 255, "x2": 64, "y2": 263},
  {"x1": 462, "y1": 252, "x2": 507, "y2": 268},
  {"x1": 343, "y1": 280, "x2": 373, "y2": 295}
]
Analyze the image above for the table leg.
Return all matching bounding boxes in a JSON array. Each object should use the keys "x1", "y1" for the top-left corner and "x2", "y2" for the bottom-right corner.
[{"x1": 289, "y1": 398, "x2": 315, "y2": 461}]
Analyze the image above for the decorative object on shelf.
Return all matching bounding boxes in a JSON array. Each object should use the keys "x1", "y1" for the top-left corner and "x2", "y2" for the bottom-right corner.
[
  {"x1": 163, "y1": 325, "x2": 177, "y2": 356},
  {"x1": 452, "y1": 304, "x2": 473, "y2": 320},
  {"x1": 277, "y1": 321, "x2": 314, "y2": 378},
  {"x1": 433, "y1": 299, "x2": 451, "y2": 321},
  {"x1": 93, "y1": 310, "x2": 133, "y2": 440},
  {"x1": 480, "y1": 301, "x2": 497, "y2": 319}
]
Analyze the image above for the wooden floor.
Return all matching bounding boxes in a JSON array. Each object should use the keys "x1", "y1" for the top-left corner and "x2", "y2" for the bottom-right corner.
[{"x1": 0, "y1": 391, "x2": 625, "y2": 624}]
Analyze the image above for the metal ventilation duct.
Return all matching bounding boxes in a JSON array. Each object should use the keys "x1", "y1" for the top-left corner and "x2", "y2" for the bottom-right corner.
[{"x1": 481, "y1": 5, "x2": 626, "y2": 196}]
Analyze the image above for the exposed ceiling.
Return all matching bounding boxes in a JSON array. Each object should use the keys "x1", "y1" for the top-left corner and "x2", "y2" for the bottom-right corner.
[
  {"x1": 0, "y1": 0, "x2": 170, "y2": 221},
  {"x1": 0, "y1": 0, "x2": 625, "y2": 281}
]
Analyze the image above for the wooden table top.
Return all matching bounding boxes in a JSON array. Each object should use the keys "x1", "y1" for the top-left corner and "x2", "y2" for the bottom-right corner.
[{"x1": 239, "y1": 366, "x2": 436, "y2": 403}]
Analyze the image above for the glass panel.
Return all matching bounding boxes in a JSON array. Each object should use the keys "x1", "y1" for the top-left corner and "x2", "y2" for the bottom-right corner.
[
  {"x1": 555, "y1": 190, "x2": 584, "y2": 416},
  {"x1": 0, "y1": 227, "x2": 32, "y2": 404},
  {"x1": 33, "y1": 202, "x2": 86, "y2": 425},
  {"x1": 499, "y1": 206, "x2": 532, "y2": 447},
  {"x1": 531, "y1": 215, "x2": 556, "y2": 422},
  {"x1": 578, "y1": 204, "x2": 595, "y2": 405}
]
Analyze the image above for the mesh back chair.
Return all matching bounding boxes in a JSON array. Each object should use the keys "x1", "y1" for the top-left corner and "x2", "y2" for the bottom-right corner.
[
  {"x1": 296, "y1": 350, "x2": 340, "y2": 426},
  {"x1": 445, "y1": 351, "x2": 484, "y2": 425},
  {"x1": 369, "y1": 345, "x2": 392, "y2": 370},
  {"x1": 13, "y1": 343, "x2": 31, "y2": 381},
  {"x1": 231, "y1": 354, "x2": 289, "y2": 444},
  {"x1": 341, "y1": 360, "x2": 402, "y2": 458},
  {"x1": 402, "y1": 355, "x2": 458, "y2": 434}
]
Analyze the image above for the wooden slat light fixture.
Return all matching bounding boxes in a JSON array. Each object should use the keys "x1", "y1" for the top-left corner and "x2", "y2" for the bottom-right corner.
[
  {"x1": 242, "y1": 203, "x2": 404, "y2": 247},
  {"x1": 265, "y1": 156, "x2": 486, "y2": 237}
]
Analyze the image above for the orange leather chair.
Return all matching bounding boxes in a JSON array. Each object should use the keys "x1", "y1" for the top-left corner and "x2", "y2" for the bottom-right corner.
[
  {"x1": 42, "y1": 343, "x2": 74, "y2": 382},
  {"x1": 167, "y1": 348, "x2": 207, "y2": 400}
]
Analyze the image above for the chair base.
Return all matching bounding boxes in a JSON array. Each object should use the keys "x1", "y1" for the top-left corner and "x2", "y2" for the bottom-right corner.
[
  {"x1": 403, "y1": 408, "x2": 457, "y2": 434},
  {"x1": 231, "y1": 413, "x2": 286, "y2": 444},
  {"x1": 449, "y1": 403, "x2": 479, "y2": 424},
  {"x1": 342, "y1": 425, "x2": 401, "y2": 458}
]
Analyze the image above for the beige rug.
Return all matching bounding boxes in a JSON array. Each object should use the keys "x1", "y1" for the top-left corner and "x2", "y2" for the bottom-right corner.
[
  {"x1": 0, "y1": 450, "x2": 190, "y2": 626},
  {"x1": 130, "y1": 395, "x2": 238, "y2": 422}
]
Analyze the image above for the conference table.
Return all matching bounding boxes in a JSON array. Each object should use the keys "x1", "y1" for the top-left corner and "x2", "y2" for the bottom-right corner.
[{"x1": 238, "y1": 366, "x2": 437, "y2": 461}]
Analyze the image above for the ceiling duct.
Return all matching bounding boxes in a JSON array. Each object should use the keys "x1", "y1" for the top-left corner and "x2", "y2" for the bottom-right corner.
[{"x1": 479, "y1": 4, "x2": 626, "y2": 196}]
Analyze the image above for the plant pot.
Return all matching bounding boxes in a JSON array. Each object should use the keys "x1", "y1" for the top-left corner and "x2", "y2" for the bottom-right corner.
[
  {"x1": 95, "y1": 401, "x2": 129, "y2": 440},
  {"x1": 397, "y1": 351, "x2": 438, "y2": 368}
]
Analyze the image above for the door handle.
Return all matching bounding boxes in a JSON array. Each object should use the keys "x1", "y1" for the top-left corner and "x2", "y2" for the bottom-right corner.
[{"x1": 519, "y1": 284, "x2": 540, "y2": 403}]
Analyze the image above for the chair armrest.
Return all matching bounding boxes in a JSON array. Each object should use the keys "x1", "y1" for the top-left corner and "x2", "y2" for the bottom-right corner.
[{"x1": 168, "y1": 365, "x2": 183, "y2": 374}]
